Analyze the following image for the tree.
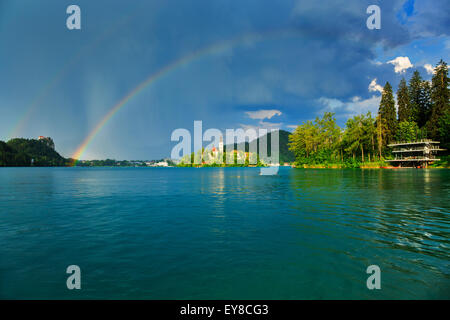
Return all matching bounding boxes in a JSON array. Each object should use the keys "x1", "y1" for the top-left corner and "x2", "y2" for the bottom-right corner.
[
  {"x1": 342, "y1": 112, "x2": 376, "y2": 162},
  {"x1": 288, "y1": 112, "x2": 341, "y2": 164},
  {"x1": 397, "y1": 78, "x2": 410, "y2": 122},
  {"x1": 316, "y1": 112, "x2": 341, "y2": 152},
  {"x1": 376, "y1": 114, "x2": 386, "y2": 159},
  {"x1": 378, "y1": 82, "x2": 397, "y2": 146},
  {"x1": 417, "y1": 80, "x2": 432, "y2": 128},
  {"x1": 396, "y1": 121, "x2": 419, "y2": 142},
  {"x1": 409, "y1": 70, "x2": 423, "y2": 123},
  {"x1": 438, "y1": 110, "x2": 450, "y2": 149},
  {"x1": 363, "y1": 113, "x2": 377, "y2": 162},
  {"x1": 0, "y1": 141, "x2": 31, "y2": 166},
  {"x1": 428, "y1": 59, "x2": 450, "y2": 141},
  {"x1": 343, "y1": 115, "x2": 363, "y2": 161}
]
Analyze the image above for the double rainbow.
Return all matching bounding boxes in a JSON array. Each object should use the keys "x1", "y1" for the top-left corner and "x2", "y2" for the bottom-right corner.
[{"x1": 69, "y1": 29, "x2": 305, "y2": 162}]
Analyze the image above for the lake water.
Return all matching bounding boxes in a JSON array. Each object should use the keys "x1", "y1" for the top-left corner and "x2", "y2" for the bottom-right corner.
[{"x1": 0, "y1": 167, "x2": 449, "y2": 299}]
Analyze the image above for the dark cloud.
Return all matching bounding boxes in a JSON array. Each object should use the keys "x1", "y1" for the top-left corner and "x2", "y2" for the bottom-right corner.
[
  {"x1": 408, "y1": 0, "x2": 450, "y2": 37},
  {"x1": 0, "y1": 0, "x2": 448, "y2": 159}
]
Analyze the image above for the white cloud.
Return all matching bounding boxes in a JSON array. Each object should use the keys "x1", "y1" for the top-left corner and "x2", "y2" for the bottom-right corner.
[
  {"x1": 369, "y1": 78, "x2": 384, "y2": 93},
  {"x1": 317, "y1": 97, "x2": 344, "y2": 110},
  {"x1": 424, "y1": 64, "x2": 436, "y2": 75},
  {"x1": 241, "y1": 109, "x2": 283, "y2": 137},
  {"x1": 387, "y1": 56, "x2": 413, "y2": 73},
  {"x1": 318, "y1": 95, "x2": 381, "y2": 118},
  {"x1": 245, "y1": 109, "x2": 282, "y2": 120}
]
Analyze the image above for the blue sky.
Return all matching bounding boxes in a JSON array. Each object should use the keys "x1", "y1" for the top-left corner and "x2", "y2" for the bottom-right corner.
[{"x1": 0, "y1": 0, "x2": 449, "y2": 160}]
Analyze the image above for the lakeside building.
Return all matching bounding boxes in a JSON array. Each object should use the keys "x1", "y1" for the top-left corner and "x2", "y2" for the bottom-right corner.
[
  {"x1": 149, "y1": 161, "x2": 169, "y2": 167},
  {"x1": 387, "y1": 140, "x2": 446, "y2": 168}
]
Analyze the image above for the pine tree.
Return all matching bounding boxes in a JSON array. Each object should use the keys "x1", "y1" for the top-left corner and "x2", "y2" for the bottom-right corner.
[
  {"x1": 438, "y1": 110, "x2": 450, "y2": 149},
  {"x1": 417, "y1": 80, "x2": 432, "y2": 128},
  {"x1": 428, "y1": 59, "x2": 450, "y2": 141},
  {"x1": 409, "y1": 70, "x2": 423, "y2": 123},
  {"x1": 397, "y1": 78, "x2": 410, "y2": 122},
  {"x1": 378, "y1": 82, "x2": 397, "y2": 146}
]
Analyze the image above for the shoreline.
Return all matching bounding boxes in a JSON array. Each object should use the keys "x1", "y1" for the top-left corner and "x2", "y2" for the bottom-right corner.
[{"x1": 1, "y1": 165, "x2": 448, "y2": 169}]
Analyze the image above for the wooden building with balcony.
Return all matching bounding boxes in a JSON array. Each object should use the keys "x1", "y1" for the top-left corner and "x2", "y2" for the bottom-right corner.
[{"x1": 386, "y1": 140, "x2": 446, "y2": 168}]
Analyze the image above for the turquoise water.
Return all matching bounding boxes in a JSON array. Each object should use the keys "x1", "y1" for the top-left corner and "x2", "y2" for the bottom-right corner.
[{"x1": 0, "y1": 167, "x2": 449, "y2": 299}]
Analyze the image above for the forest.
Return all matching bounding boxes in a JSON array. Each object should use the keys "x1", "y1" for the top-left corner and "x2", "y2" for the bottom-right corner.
[{"x1": 289, "y1": 60, "x2": 449, "y2": 168}]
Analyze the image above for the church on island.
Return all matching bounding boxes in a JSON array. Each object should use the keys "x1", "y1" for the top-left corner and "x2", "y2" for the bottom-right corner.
[{"x1": 179, "y1": 136, "x2": 260, "y2": 166}]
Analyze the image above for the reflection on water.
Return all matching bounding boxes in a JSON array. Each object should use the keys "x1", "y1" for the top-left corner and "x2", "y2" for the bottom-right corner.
[
  {"x1": 289, "y1": 169, "x2": 449, "y2": 298},
  {"x1": 0, "y1": 167, "x2": 448, "y2": 299}
]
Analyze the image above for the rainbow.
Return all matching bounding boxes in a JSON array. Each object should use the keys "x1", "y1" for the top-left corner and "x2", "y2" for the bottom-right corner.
[{"x1": 71, "y1": 29, "x2": 306, "y2": 162}]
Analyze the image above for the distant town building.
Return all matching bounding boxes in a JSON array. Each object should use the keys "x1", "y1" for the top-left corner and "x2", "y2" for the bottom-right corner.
[
  {"x1": 219, "y1": 136, "x2": 224, "y2": 153},
  {"x1": 147, "y1": 161, "x2": 169, "y2": 167},
  {"x1": 211, "y1": 146, "x2": 219, "y2": 158}
]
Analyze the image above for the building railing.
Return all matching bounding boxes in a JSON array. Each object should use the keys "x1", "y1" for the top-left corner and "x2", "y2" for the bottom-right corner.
[
  {"x1": 393, "y1": 155, "x2": 439, "y2": 160},
  {"x1": 388, "y1": 139, "x2": 440, "y2": 147},
  {"x1": 392, "y1": 147, "x2": 442, "y2": 152}
]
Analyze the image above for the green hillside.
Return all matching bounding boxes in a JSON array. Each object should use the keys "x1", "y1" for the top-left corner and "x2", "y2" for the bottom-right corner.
[
  {"x1": 0, "y1": 138, "x2": 68, "y2": 167},
  {"x1": 0, "y1": 141, "x2": 31, "y2": 166},
  {"x1": 225, "y1": 129, "x2": 295, "y2": 164}
]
